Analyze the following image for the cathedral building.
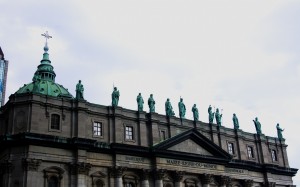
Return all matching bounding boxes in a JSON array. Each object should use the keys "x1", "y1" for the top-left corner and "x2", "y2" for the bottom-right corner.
[{"x1": 0, "y1": 37, "x2": 297, "y2": 187}]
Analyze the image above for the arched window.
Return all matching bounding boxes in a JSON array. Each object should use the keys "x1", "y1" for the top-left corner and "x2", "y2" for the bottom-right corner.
[
  {"x1": 51, "y1": 114, "x2": 60, "y2": 130},
  {"x1": 43, "y1": 166, "x2": 64, "y2": 187},
  {"x1": 48, "y1": 176, "x2": 59, "y2": 187}
]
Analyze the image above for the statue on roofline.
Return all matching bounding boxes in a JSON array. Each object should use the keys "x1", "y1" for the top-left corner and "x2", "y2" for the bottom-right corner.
[
  {"x1": 76, "y1": 80, "x2": 84, "y2": 100},
  {"x1": 148, "y1": 94, "x2": 155, "y2": 112},
  {"x1": 253, "y1": 117, "x2": 262, "y2": 135},
  {"x1": 215, "y1": 108, "x2": 222, "y2": 126},
  {"x1": 232, "y1": 113, "x2": 239, "y2": 129},
  {"x1": 178, "y1": 97, "x2": 186, "y2": 118},
  {"x1": 112, "y1": 87, "x2": 120, "y2": 107},
  {"x1": 192, "y1": 104, "x2": 199, "y2": 121},
  {"x1": 276, "y1": 123, "x2": 284, "y2": 140},
  {"x1": 208, "y1": 105, "x2": 214, "y2": 123},
  {"x1": 136, "y1": 93, "x2": 144, "y2": 111},
  {"x1": 165, "y1": 98, "x2": 175, "y2": 117}
]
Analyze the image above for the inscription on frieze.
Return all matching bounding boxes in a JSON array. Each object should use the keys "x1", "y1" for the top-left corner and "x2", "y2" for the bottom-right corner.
[
  {"x1": 165, "y1": 159, "x2": 217, "y2": 170},
  {"x1": 224, "y1": 168, "x2": 245, "y2": 174},
  {"x1": 116, "y1": 155, "x2": 150, "y2": 164},
  {"x1": 125, "y1": 156, "x2": 145, "y2": 163}
]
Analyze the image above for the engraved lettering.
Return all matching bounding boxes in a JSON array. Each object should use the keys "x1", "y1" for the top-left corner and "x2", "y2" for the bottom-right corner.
[
  {"x1": 125, "y1": 156, "x2": 145, "y2": 163},
  {"x1": 165, "y1": 159, "x2": 217, "y2": 170}
]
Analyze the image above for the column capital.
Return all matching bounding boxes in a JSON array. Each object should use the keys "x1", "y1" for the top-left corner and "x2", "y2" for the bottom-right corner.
[
  {"x1": 243, "y1": 179, "x2": 254, "y2": 187},
  {"x1": 109, "y1": 166, "x2": 127, "y2": 178},
  {"x1": 172, "y1": 171, "x2": 185, "y2": 182},
  {"x1": 217, "y1": 176, "x2": 231, "y2": 186},
  {"x1": 140, "y1": 169, "x2": 151, "y2": 181},
  {"x1": 154, "y1": 169, "x2": 166, "y2": 180},
  {"x1": 22, "y1": 158, "x2": 41, "y2": 171},
  {"x1": 200, "y1": 174, "x2": 213, "y2": 185},
  {"x1": 69, "y1": 162, "x2": 92, "y2": 175}
]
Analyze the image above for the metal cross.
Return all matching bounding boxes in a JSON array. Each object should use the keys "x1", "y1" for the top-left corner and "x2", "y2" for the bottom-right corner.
[{"x1": 41, "y1": 31, "x2": 52, "y2": 43}]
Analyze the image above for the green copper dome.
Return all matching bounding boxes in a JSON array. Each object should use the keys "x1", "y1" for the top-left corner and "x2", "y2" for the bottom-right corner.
[{"x1": 16, "y1": 42, "x2": 73, "y2": 99}]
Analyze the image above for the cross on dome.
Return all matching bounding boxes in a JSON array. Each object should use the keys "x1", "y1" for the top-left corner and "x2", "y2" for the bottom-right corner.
[{"x1": 41, "y1": 31, "x2": 52, "y2": 43}]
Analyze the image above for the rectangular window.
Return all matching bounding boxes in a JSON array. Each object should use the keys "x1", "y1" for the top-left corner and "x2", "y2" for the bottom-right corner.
[
  {"x1": 93, "y1": 122, "x2": 102, "y2": 136},
  {"x1": 125, "y1": 126, "x2": 133, "y2": 140},
  {"x1": 160, "y1": 130, "x2": 166, "y2": 141},
  {"x1": 271, "y1": 150, "x2": 278, "y2": 161},
  {"x1": 227, "y1": 142, "x2": 234, "y2": 155},
  {"x1": 51, "y1": 114, "x2": 60, "y2": 130},
  {"x1": 247, "y1": 146, "x2": 254, "y2": 158}
]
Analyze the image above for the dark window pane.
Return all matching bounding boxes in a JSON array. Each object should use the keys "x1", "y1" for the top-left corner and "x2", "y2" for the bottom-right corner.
[
  {"x1": 48, "y1": 176, "x2": 59, "y2": 187},
  {"x1": 51, "y1": 114, "x2": 60, "y2": 130}
]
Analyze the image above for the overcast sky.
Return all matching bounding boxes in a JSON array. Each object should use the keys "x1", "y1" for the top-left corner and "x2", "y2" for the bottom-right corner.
[{"x1": 1, "y1": 0, "x2": 299, "y2": 185}]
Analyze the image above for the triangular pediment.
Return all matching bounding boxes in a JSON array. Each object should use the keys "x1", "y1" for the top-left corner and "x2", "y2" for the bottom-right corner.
[
  {"x1": 152, "y1": 128, "x2": 232, "y2": 162},
  {"x1": 167, "y1": 139, "x2": 213, "y2": 156}
]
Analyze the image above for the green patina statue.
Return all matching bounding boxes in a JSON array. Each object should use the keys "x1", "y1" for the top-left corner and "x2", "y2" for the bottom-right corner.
[
  {"x1": 276, "y1": 123, "x2": 284, "y2": 140},
  {"x1": 215, "y1": 108, "x2": 222, "y2": 126},
  {"x1": 148, "y1": 94, "x2": 155, "y2": 112},
  {"x1": 178, "y1": 98, "x2": 186, "y2": 118},
  {"x1": 32, "y1": 73, "x2": 41, "y2": 93},
  {"x1": 136, "y1": 93, "x2": 144, "y2": 111},
  {"x1": 76, "y1": 80, "x2": 84, "y2": 100},
  {"x1": 165, "y1": 98, "x2": 175, "y2": 117},
  {"x1": 253, "y1": 117, "x2": 262, "y2": 135},
  {"x1": 232, "y1": 113, "x2": 239, "y2": 129},
  {"x1": 192, "y1": 104, "x2": 199, "y2": 121},
  {"x1": 208, "y1": 105, "x2": 214, "y2": 123},
  {"x1": 112, "y1": 87, "x2": 120, "y2": 107}
]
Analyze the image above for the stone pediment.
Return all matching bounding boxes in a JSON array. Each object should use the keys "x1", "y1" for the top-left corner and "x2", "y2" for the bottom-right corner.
[
  {"x1": 152, "y1": 129, "x2": 232, "y2": 161},
  {"x1": 167, "y1": 139, "x2": 213, "y2": 156}
]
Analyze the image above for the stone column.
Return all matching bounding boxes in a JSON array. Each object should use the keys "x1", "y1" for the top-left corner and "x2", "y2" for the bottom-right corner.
[
  {"x1": 154, "y1": 169, "x2": 165, "y2": 187},
  {"x1": 109, "y1": 166, "x2": 126, "y2": 187},
  {"x1": 69, "y1": 162, "x2": 91, "y2": 187},
  {"x1": 140, "y1": 169, "x2": 150, "y2": 187},
  {"x1": 0, "y1": 160, "x2": 12, "y2": 187},
  {"x1": 172, "y1": 171, "x2": 185, "y2": 187},
  {"x1": 23, "y1": 158, "x2": 41, "y2": 186},
  {"x1": 243, "y1": 179, "x2": 254, "y2": 187},
  {"x1": 217, "y1": 176, "x2": 231, "y2": 187},
  {"x1": 200, "y1": 174, "x2": 213, "y2": 187}
]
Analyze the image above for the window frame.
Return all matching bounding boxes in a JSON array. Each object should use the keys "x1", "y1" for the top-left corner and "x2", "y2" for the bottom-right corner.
[
  {"x1": 49, "y1": 113, "x2": 61, "y2": 132},
  {"x1": 159, "y1": 129, "x2": 167, "y2": 141},
  {"x1": 93, "y1": 121, "x2": 103, "y2": 138},
  {"x1": 227, "y1": 142, "x2": 235, "y2": 155},
  {"x1": 247, "y1": 145, "x2": 255, "y2": 159},
  {"x1": 125, "y1": 126, "x2": 134, "y2": 141},
  {"x1": 271, "y1": 149, "x2": 278, "y2": 162}
]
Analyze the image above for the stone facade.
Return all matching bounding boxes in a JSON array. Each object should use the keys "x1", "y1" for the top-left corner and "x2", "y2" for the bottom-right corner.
[{"x1": 0, "y1": 93, "x2": 297, "y2": 187}]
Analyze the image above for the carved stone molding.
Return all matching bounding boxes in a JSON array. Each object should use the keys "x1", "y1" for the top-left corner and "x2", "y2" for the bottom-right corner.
[
  {"x1": 200, "y1": 174, "x2": 213, "y2": 185},
  {"x1": 108, "y1": 166, "x2": 127, "y2": 178},
  {"x1": 0, "y1": 160, "x2": 13, "y2": 174},
  {"x1": 140, "y1": 169, "x2": 151, "y2": 181},
  {"x1": 69, "y1": 162, "x2": 92, "y2": 175},
  {"x1": 22, "y1": 158, "x2": 41, "y2": 171},
  {"x1": 172, "y1": 171, "x2": 185, "y2": 182},
  {"x1": 243, "y1": 179, "x2": 254, "y2": 187},
  {"x1": 154, "y1": 169, "x2": 166, "y2": 180},
  {"x1": 218, "y1": 176, "x2": 231, "y2": 186}
]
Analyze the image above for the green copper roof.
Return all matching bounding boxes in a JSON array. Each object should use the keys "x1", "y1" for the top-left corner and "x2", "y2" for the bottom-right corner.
[{"x1": 15, "y1": 42, "x2": 73, "y2": 99}]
